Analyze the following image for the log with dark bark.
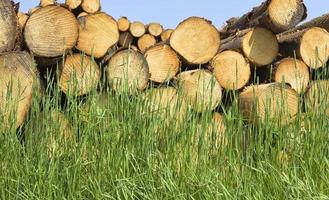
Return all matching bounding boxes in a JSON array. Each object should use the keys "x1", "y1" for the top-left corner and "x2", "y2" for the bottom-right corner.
[
  {"x1": 220, "y1": 27, "x2": 279, "y2": 66},
  {"x1": 0, "y1": 0, "x2": 18, "y2": 53},
  {"x1": 118, "y1": 31, "x2": 134, "y2": 48},
  {"x1": 170, "y1": 17, "x2": 220, "y2": 65},
  {"x1": 219, "y1": 0, "x2": 307, "y2": 38},
  {"x1": 277, "y1": 27, "x2": 329, "y2": 69}
]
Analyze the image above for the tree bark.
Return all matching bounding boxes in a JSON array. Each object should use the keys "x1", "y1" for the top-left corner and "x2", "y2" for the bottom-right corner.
[{"x1": 118, "y1": 31, "x2": 134, "y2": 48}]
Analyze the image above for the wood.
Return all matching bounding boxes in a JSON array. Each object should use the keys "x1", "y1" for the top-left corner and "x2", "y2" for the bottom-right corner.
[
  {"x1": 76, "y1": 12, "x2": 119, "y2": 58},
  {"x1": 170, "y1": 17, "x2": 220, "y2": 65},
  {"x1": 77, "y1": 12, "x2": 88, "y2": 18},
  {"x1": 118, "y1": 31, "x2": 134, "y2": 48},
  {"x1": 24, "y1": 6, "x2": 78, "y2": 57},
  {"x1": 305, "y1": 80, "x2": 329, "y2": 116},
  {"x1": 137, "y1": 34, "x2": 156, "y2": 52},
  {"x1": 0, "y1": 52, "x2": 35, "y2": 129},
  {"x1": 147, "y1": 23, "x2": 163, "y2": 37},
  {"x1": 220, "y1": 27, "x2": 279, "y2": 66},
  {"x1": 59, "y1": 54, "x2": 100, "y2": 96},
  {"x1": 130, "y1": 21, "x2": 146, "y2": 38},
  {"x1": 118, "y1": 16, "x2": 130, "y2": 32},
  {"x1": 65, "y1": 0, "x2": 82, "y2": 10},
  {"x1": 144, "y1": 44, "x2": 181, "y2": 83},
  {"x1": 273, "y1": 58, "x2": 309, "y2": 94},
  {"x1": 178, "y1": 69, "x2": 222, "y2": 112},
  {"x1": 17, "y1": 12, "x2": 28, "y2": 29},
  {"x1": 106, "y1": 49, "x2": 150, "y2": 94},
  {"x1": 278, "y1": 27, "x2": 329, "y2": 69},
  {"x1": 210, "y1": 50, "x2": 251, "y2": 90},
  {"x1": 219, "y1": 0, "x2": 306, "y2": 38},
  {"x1": 40, "y1": 0, "x2": 56, "y2": 7},
  {"x1": 161, "y1": 29, "x2": 174, "y2": 41},
  {"x1": 0, "y1": 0, "x2": 18, "y2": 53},
  {"x1": 238, "y1": 83, "x2": 299, "y2": 125},
  {"x1": 28, "y1": 7, "x2": 40, "y2": 15},
  {"x1": 81, "y1": 0, "x2": 100, "y2": 14}
]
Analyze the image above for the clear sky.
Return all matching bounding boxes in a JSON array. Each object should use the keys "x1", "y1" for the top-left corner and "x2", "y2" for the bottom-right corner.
[{"x1": 18, "y1": 0, "x2": 328, "y2": 29}]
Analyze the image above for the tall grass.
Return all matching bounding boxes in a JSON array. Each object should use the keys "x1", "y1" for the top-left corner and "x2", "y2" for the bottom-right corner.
[{"x1": 0, "y1": 57, "x2": 328, "y2": 199}]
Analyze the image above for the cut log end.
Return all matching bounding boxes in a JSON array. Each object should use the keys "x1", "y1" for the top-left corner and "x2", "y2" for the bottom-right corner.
[
  {"x1": 0, "y1": 0, "x2": 18, "y2": 53},
  {"x1": 130, "y1": 21, "x2": 146, "y2": 38},
  {"x1": 268, "y1": 0, "x2": 306, "y2": 32},
  {"x1": 76, "y1": 13, "x2": 119, "y2": 58},
  {"x1": 118, "y1": 17, "x2": 130, "y2": 32},
  {"x1": 242, "y1": 27, "x2": 279, "y2": 66},
  {"x1": 17, "y1": 12, "x2": 29, "y2": 29},
  {"x1": 40, "y1": 0, "x2": 56, "y2": 7},
  {"x1": 299, "y1": 27, "x2": 329, "y2": 69},
  {"x1": 59, "y1": 54, "x2": 100, "y2": 96},
  {"x1": 147, "y1": 23, "x2": 163, "y2": 37},
  {"x1": 137, "y1": 34, "x2": 156, "y2": 52},
  {"x1": 170, "y1": 17, "x2": 220, "y2": 64},
  {"x1": 24, "y1": 6, "x2": 79, "y2": 57},
  {"x1": 145, "y1": 44, "x2": 181, "y2": 83},
  {"x1": 179, "y1": 69, "x2": 222, "y2": 112},
  {"x1": 81, "y1": 0, "x2": 100, "y2": 14},
  {"x1": 274, "y1": 58, "x2": 310, "y2": 94},
  {"x1": 161, "y1": 29, "x2": 174, "y2": 41},
  {"x1": 65, "y1": 0, "x2": 82, "y2": 10},
  {"x1": 305, "y1": 80, "x2": 329, "y2": 116},
  {"x1": 211, "y1": 50, "x2": 251, "y2": 90},
  {"x1": 106, "y1": 49, "x2": 149, "y2": 94}
]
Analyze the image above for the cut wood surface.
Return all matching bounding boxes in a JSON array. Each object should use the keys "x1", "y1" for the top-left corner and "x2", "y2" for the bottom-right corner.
[
  {"x1": 77, "y1": 12, "x2": 88, "y2": 18},
  {"x1": 40, "y1": 0, "x2": 55, "y2": 7},
  {"x1": 273, "y1": 58, "x2": 309, "y2": 94},
  {"x1": 81, "y1": 0, "x2": 100, "y2": 14},
  {"x1": 76, "y1": 12, "x2": 119, "y2": 58},
  {"x1": 220, "y1": 0, "x2": 306, "y2": 38},
  {"x1": 144, "y1": 44, "x2": 181, "y2": 83},
  {"x1": 106, "y1": 49, "x2": 150, "y2": 94},
  {"x1": 147, "y1": 23, "x2": 163, "y2": 37},
  {"x1": 137, "y1": 34, "x2": 156, "y2": 52},
  {"x1": 170, "y1": 17, "x2": 220, "y2": 65},
  {"x1": 118, "y1": 31, "x2": 134, "y2": 48},
  {"x1": 0, "y1": 0, "x2": 18, "y2": 53},
  {"x1": 211, "y1": 50, "x2": 251, "y2": 90},
  {"x1": 305, "y1": 80, "x2": 329, "y2": 116},
  {"x1": 24, "y1": 6, "x2": 78, "y2": 57},
  {"x1": 59, "y1": 54, "x2": 100, "y2": 96},
  {"x1": 118, "y1": 16, "x2": 130, "y2": 32},
  {"x1": 65, "y1": 0, "x2": 82, "y2": 10},
  {"x1": 239, "y1": 83, "x2": 299, "y2": 125},
  {"x1": 178, "y1": 69, "x2": 222, "y2": 112},
  {"x1": 17, "y1": 12, "x2": 28, "y2": 29},
  {"x1": 28, "y1": 7, "x2": 40, "y2": 15},
  {"x1": 220, "y1": 27, "x2": 279, "y2": 66},
  {"x1": 161, "y1": 29, "x2": 174, "y2": 41},
  {"x1": 278, "y1": 27, "x2": 329, "y2": 69},
  {"x1": 0, "y1": 52, "x2": 35, "y2": 129},
  {"x1": 130, "y1": 21, "x2": 146, "y2": 38}
]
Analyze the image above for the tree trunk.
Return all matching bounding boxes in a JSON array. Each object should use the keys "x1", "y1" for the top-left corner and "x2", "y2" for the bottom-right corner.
[
  {"x1": 76, "y1": 12, "x2": 119, "y2": 58},
  {"x1": 277, "y1": 27, "x2": 329, "y2": 69},
  {"x1": 220, "y1": 27, "x2": 278, "y2": 66},
  {"x1": 210, "y1": 50, "x2": 251, "y2": 90},
  {"x1": 137, "y1": 34, "x2": 156, "y2": 52},
  {"x1": 65, "y1": 0, "x2": 82, "y2": 10},
  {"x1": 118, "y1": 16, "x2": 130, "y2": 32},
  {"x1": 305, "y1": 80, "x2": 329, "y2": 116},
  {"x1": 178, "y1": 69, "x2": 222, "y2": 112},
  {"x1": 238, "y1": 83, "x2": 299, "y2": 126},
  {"x1": 273, "y1": 58, "x2": 309, "y2": 94},
  {"x1": 161, "y1": 29, "x2": 173, "y2": 42},
  {"x1": 24, "y1": 5, "x2": 78, "y2": 57},
  {"x1": 40, "y1": 0, "x2": 56, "y2": 7},
  {"x1": 81, "y1": 0, "x2": 100, "y2": 14},
  {"x1": 130, "y1": 21, "x2": 146, "y2": 38},
  {"x1": 0, "y1": 0, "x2": 18, "y2": 53},
  {"x1": 59, "y1": 54, "x2": 100, "y2": 96},
  {"x1": 170, "y1": 17, "x2": 220, "y2": 65},
  {"x1": 118, "y1": 31, "x2": 134, "y2": 48},
  {"x1": 106, "y1": 48, "x2": 150, "y2": 94},
  {"x1": 147, "y1": 23, "x2": 163, "y2": 37},
  {"x1": 144, "y1": 43, "x2": 181, "y2": 83},
  {"x1": 0, "y1": 51, "x2": 35, "y2": 129},
  {"x1": 219, "y1": 0, "x2": 307, "y2": 38}
]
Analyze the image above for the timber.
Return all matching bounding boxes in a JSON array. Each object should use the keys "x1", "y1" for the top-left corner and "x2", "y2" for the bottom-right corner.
[
  {"x1": 0, "y1": 0, "x2": 18, "y2": 53},
  {"x1": 137, "y1": 34, "x2": 156, "y2": 52}
]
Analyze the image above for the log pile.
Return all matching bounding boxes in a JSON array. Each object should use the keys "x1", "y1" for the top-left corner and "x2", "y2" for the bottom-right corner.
[{"x1": 0, "y1": 0, "x2": 328, "y2": 133}]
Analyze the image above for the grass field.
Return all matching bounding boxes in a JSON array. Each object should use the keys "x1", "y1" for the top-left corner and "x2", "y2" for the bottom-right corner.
[{"x1": 0, "y1": 65, "x2": 328, "y2": 199}]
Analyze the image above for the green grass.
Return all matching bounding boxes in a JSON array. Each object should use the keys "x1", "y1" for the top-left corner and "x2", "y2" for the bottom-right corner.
[{"x1": 0, "y1": 63, "x2": 329, "y2": 200}]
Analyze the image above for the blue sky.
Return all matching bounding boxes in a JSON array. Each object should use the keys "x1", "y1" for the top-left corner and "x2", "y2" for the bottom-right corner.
[{"x1": 19, "y1": 0, "x2": 328, "y2": 29}]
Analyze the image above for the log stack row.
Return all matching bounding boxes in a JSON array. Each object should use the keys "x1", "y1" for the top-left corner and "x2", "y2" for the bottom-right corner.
[{"x1": 0, "y1": 0, "x2": 328, "y2": 138}]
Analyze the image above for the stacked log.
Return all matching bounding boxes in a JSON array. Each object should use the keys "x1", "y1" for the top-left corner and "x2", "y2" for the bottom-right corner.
[{"x1": 0, "y1": 0, "x2": 18, "y2": 53}]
